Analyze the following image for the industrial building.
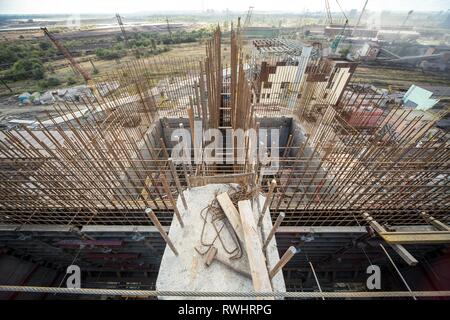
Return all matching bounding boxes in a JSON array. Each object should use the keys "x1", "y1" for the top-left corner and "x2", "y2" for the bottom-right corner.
[{"x1": 0, "y1": 22, "x2": 449, "y2": 300}]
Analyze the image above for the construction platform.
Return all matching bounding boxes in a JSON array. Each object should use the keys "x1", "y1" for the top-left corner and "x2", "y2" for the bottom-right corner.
[{"x1": 156, "y1": 184, "x2": 286, "y2": 299}]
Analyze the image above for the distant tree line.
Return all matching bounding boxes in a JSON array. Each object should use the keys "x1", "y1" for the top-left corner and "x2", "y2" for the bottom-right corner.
[
  {"x1": 95, "y1": 28, "x2": 212, "y2": 60},
  {"x1": 0, "y1": 28, "x2": 213, "y2": 85}
]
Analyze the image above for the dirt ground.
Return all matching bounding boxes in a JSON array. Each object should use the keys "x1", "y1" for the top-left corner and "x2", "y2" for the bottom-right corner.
[
  {"x1": 353, "y1": 66, "x2": 450, "y2": 90},
  {"x1": 0, "y1": 97, "x2": 84, "y2": 125}
]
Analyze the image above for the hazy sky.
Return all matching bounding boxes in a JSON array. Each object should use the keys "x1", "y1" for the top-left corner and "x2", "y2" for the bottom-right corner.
[{"x1": 0, "y1": 0, "x2": 449, "y2": 14}]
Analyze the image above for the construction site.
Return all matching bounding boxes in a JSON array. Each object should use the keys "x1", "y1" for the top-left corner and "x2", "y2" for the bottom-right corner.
[{"x1": 0, "y1": 3, "x2": 449, "y2": 301}]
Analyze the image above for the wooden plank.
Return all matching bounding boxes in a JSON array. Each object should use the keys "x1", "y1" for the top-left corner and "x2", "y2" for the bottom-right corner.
[
  {"x1": 379, "y1": 231, "x2": 450, "y2": 244},
  {"x1": 216, "y1": 192, "x2": 245, "y2": 244},
  {"x1": 238, "y1": 200, "x2": 273, "y2": 297}
]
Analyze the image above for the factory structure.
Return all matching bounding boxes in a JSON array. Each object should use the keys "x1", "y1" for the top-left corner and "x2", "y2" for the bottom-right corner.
[{"x1": 0, "y1": 23, "x2": 449, "y2": 300}]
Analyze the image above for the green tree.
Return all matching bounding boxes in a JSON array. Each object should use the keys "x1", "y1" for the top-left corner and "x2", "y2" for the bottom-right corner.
[
  {"x1": 339, "y1": 48, "x2": 350, "y2": 58},
  {"x1": 7, "y1": 58, "x2": 45, "y2": 80},
  {"x1": 39, "y1": 76, "x2": 61, "y2": 89},
  {"x1": 95, "y1": 48, "x2": 124, "y2": 60},
  {"x1": 0, "y1": 47, "x2": 18, "y2": 65},
  {"x1": 39, "y1": 42, "x2": 52, "y2": 51}
]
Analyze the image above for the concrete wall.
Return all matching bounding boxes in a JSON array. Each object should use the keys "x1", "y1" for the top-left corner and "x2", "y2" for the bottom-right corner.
[{"x1": 160, "y1": 117, "x2": 292, "y2": 158}]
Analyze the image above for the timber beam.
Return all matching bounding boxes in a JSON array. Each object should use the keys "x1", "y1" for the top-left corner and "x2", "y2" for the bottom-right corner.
[
  {"x1": 362, "y1": 213, "x2": 419, "y2": 266},
  {"x1": 363, "y1": 212, "x2": 450, "y2": 244}
]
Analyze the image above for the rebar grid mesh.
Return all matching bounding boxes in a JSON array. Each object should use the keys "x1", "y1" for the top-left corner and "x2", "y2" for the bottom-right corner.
[{"x1": 0, "y1": 27, "x2": 448, "y2": 228}]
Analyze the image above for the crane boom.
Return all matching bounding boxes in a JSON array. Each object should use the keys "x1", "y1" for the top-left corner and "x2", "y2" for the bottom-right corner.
[
  {"x1": 166, "y1": 17, "x2": 173, "y2": 38},
  {"x1": 402, "y1": 10, "x2": 414, "y2": 27},
  {"x1": 243, "y1": 6, "x2": 254, "y2": 30},
  {"x1": 325, "y1": 0, "x2": 333, "y2": 25},
  {"x1": 116, "y1": 14, "x2": 130, "y2": 48},
  {"x1": 41, "y1": 27, "x2": 91, "y2": 82},
  {"x1": 352, "y1": 0, "x2": 368, "y2": 36},
  {"x1": 330, "y1": 0, "x2": 349, "y2": 55}
]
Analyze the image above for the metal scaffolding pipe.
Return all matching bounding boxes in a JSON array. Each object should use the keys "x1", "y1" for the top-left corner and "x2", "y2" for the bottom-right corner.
[{"x1": 0, "y1": 285, "x2": 450, "y2": 298}]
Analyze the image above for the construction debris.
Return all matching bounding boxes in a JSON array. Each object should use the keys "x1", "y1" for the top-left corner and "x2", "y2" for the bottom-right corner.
[{"x1": 17, "y1": 85, "x2": 94, "y2": 107}]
